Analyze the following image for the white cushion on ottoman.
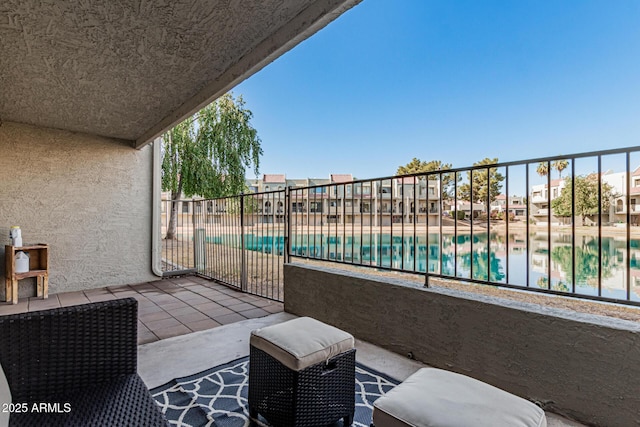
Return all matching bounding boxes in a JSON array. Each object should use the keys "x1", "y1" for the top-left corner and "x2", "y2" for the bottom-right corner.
[
  {"x1": 373, "y1": 368, "x2": 547, "y2": 427},
  {"x1": 250, "y1": 317, "x2": 354, "y2": 371}
]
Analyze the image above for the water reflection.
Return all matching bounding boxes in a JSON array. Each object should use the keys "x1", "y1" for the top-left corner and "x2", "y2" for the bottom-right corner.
[{"x1": 287, "y1": 231, "x2": 640, "y2": 301}]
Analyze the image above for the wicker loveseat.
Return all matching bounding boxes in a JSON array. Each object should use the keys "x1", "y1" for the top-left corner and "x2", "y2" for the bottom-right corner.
[{"x1": 0, "y1": 298, "x2": 168, "y2": 427}]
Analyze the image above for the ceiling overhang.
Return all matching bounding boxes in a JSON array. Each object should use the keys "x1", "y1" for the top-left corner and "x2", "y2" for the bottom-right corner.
[{"x1": 0, "y1": 0, "x2": 361, "y2": 149}]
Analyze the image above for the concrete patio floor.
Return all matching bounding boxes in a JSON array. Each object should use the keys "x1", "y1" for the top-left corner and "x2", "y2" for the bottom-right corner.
[
  {"x1": 0, "y1": 276, "x2": 587, "y2": 426},
  {"x1": 0, "y1": 275, "x2": 283, "y2": 344},
  {"x1": 139, "y1": 312, "x2": 586, "y2": 427}
]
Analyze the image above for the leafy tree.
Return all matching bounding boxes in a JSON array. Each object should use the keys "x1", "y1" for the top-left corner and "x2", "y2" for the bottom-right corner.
[
  {"x1": 458, "y1": 158, "x2": 505, "y2": 204},
  {"x1": 549, "y1": 242, "x2": 615, "y2": 289},
  {"x1": 162, "y1": 93, "x2": 262, "y2": 239},
  {"x1": 550, "y1": 175, "x2": 615, "y2": 225},
  {"x1": 396, "y1": 158, "x2": 457, "y2": 201},
  {"x1": 396, "y1": 158, "x2": 452, "y2": 175}
]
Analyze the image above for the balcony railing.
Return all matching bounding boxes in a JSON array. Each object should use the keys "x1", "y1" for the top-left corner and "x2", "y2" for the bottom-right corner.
[{"x1": 161, "y1": 145, "x2": 640, "y2": 307}]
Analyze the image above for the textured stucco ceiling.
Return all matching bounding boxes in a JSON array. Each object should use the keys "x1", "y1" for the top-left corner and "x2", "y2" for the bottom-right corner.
[{"x1": 0, "y1": 0, "x2": 360, "y2": 147}]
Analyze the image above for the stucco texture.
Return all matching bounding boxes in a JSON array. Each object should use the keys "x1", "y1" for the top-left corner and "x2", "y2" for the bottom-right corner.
[
  {"x1": 0, "y1": 0, "x2": 360, "y2": 146},
  {"x1": 284, "y1": 263, "x2": 640, "y2": 427},
  {"x1": 0, "y1": 121, "x2": 157, "y2": 298}
]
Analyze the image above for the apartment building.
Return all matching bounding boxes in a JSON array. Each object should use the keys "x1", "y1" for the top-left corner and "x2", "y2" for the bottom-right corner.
[{"x1": 211, "y1": 174, "x2": 443, "y2": 226}]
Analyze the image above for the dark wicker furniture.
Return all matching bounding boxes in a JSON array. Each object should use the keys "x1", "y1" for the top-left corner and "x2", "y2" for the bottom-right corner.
[
  {"x1": 249, "y1": 346, "x2": 356, "y2": 427},
  {"x1": 0, "y1": 298, "x2": 169, "y2": 427}
]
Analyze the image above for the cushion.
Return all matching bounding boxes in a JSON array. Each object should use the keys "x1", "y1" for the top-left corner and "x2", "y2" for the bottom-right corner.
[
  {"x1": 373, "y1": 368, "x2": 547, "y2": 427},
  {"x1": 0, "y1": 363, "x2": 10, "y2": 427},
  {"x1": 250, "y1": 317, "x2": 354, "y2": 371}
]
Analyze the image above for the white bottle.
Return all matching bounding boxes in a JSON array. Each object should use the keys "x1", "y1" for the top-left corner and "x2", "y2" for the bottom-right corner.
[
  {"x1": 9, "y1": 226, "x2": 22, "y2": 247},
  {"x1": 15, "y1": 251, "x2": 29, "y2": 273}
]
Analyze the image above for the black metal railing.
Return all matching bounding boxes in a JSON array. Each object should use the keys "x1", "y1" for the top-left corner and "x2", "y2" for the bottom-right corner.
[
  {"x1": 162, "y1": 146, "x2": 640, "y2": 307},
  {"x1": 161, "y1": 191, "x2": 287, "y2": 301},
  {"x1": 289, "y1": 146, "x2": 640, "y2": 307}
]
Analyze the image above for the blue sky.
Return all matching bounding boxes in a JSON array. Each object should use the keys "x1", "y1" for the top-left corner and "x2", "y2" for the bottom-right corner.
[{"x1": 235, "y1": 0, "x2": 640, "y2": 181}]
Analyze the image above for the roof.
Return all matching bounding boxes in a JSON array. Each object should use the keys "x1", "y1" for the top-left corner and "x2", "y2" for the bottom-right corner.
[
  {"x1": 263, "y1": 174, "x2": 286, "y2": 183},
  {"x1": 331, "y1": 174, "x2": 353, "y2": 183},
  {"x1": 0, "y1": 0, "x2": 361, "y2": 148}
]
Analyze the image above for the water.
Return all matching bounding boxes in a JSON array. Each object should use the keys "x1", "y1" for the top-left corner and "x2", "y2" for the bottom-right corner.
[
  {"x1": 208, "y1": 230, "x2": 640, "y2": 302},
  {"x1": 288, "y1": 231, "x2": 640, "y2": 302}
]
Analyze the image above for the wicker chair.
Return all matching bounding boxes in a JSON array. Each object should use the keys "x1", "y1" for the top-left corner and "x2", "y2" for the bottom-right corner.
[{"x1": 0, "y1": 298, "x2": 168, "y2": 427}]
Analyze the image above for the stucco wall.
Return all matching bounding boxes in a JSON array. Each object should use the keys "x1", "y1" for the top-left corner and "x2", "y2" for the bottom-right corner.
[
  {"x1": 284, "y1": 263, "x2": 640, "y2": 427},
  {"x1": 0, "y1": 121, "x2": 157, "y2": 298}
]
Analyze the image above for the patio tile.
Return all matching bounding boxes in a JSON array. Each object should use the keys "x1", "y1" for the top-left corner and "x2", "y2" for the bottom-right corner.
[
  {"x1": 237, "y1": 307, "x2": 270, "y2": 319},
  {"x1": 83, "y1": 288, "x2": 110, "y2": 295},
  {"x1": 153, "y1": 325, "x2": 192, "y2": 340},
  {"x1": 186, "y1": 319, "x2": 221, "y2": 332},
  {"x1": 28, "y1": 295, "x2": 61, "y2": 311},
  {"x1": 262, "y1": 303, "x2": 284, "y2": 313},
  {"x1": 57, "y1": 291, "x2": 90, "y2": 307},
  {"x1": 147, "y1": 295, "x2": 181, "y2": 305},
  {"x1": 138, "y1": 331, "x2": 159, "y2": 345},
  {"x1": 199, "y1": 290, "x2": 226, "y2": 299},
  {"x1": 140, "y1": 310, "x2": 173, "y2": 323},
  {"x1": 138, "y1": 303, "x2": 164, "y2": 314},
  {"x1": 145, "y1": 317, "x2": 182, "y2": 330},
  {"x1": 176, "y1": 295, "x2": 210, "y2": 304},
  {"x1": 214, "y1": 291, "x2": 244, "y2": 300},
  {"x1": 246, "y1": 298, "x2": 276, "y2": 308},
  {"x1": 170, "y1": 306, "x2": 200, "y2": 317},
  {"x1": 226, "y1": 302, "x2": 256, "y2": 312},
  {"x1": 198, "y1": 306, "x2": 233, "y2": 318},
  {"x1": 85, "y1": 293, "x2": 118, "y2": 302},
  {"x1": 217, "y1": 287, "x2": 243, "y2": 296},
  {"x1": 192, "y1": 300, "x2": 223, "y2": 311},
  {"x1": 107, "y1": 285, "x2": 133, "y2": 292},
  {"x1": 158, "y1": 301, "x2": 190, "y2": 311},
  {"x1": 237, "y1": 295, "x2": 263, "y2": 303},
  {"x1": 0, "y1": 301, "x2": 29, "y2": 315},
  {"x1": 213, "y1": 312, "x2": 247, "y2": 325},
  {"x1": 175, "y1": 312, "x2": 209, "y2": 324}
]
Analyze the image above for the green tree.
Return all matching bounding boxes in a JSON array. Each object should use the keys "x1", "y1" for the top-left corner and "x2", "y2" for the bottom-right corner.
[
  {"x1": 396, "y1": 158, "x2": 452, "y2": 175},
  {"x1": 458, "y1": 158, "x2": 505, "y2": 204},
  {"x1": 396, "y1": 158, "x2": 457, "y2": 201},
  {"x1": 550, "y1": 175, "x2": 615, "y2": 225},
  {"x1": 162, "y1": 93, "x2": 262, "y2": 239}
]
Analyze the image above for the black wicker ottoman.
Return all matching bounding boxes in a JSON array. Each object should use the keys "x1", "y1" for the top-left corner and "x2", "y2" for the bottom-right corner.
[{"x1": 248, "y1": 317, "x2": 356, "y2": 427}]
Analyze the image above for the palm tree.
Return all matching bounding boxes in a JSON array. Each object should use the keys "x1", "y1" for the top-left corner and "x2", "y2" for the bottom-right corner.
[
  {"x1": 536, "y1": 162, "x2": 549, "y2": 177},
  {"x1": 552, "y1": 160, "x2": 569, "y2": 178}
]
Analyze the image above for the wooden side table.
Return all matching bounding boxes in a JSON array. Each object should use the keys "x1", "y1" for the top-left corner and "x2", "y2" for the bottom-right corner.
[{"x1": 4, "y1": 244, "x2": 49, "y2": 304}]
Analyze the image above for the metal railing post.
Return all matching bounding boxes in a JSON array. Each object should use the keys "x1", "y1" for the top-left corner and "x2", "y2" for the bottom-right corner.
[
  {"x1": 240, "y1": 194, "x2": 247, "y2": 292},
  {"x1": 285, "y1": 186, "x2": 291, "y2": 264}
]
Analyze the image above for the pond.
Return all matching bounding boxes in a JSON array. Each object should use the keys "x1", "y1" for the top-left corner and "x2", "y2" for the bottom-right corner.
[{"x1": 289, "y1": 231, "x2": 640, "y2": 302}]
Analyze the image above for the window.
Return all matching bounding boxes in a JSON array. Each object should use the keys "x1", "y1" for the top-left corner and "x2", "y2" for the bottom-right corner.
[
  {"x1": 360, "y1": 202, "x2": 371, "y2": 213},
  {"x1": 310, "y1": 202, "x2": 323, "y2": 213},
  {"x1": 345, "y1": 200, "x2": 352, "y2": 208},
  {"x1": 207, "y1": 202, "x2": 213, "y2": 213},
  {"x1": 182, "y1": 203, "x2": 189, "y2": 213}
]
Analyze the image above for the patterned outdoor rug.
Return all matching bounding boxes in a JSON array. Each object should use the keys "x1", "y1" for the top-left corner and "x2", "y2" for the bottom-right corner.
[{"x1": 152, "y1": 356, "x2": 399, "y2": 427}]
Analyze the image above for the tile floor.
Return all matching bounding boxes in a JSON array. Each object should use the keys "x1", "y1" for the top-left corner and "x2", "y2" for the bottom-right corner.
[{"x1": 0, "y1": 275, "x2": 284, "y2": 344}]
